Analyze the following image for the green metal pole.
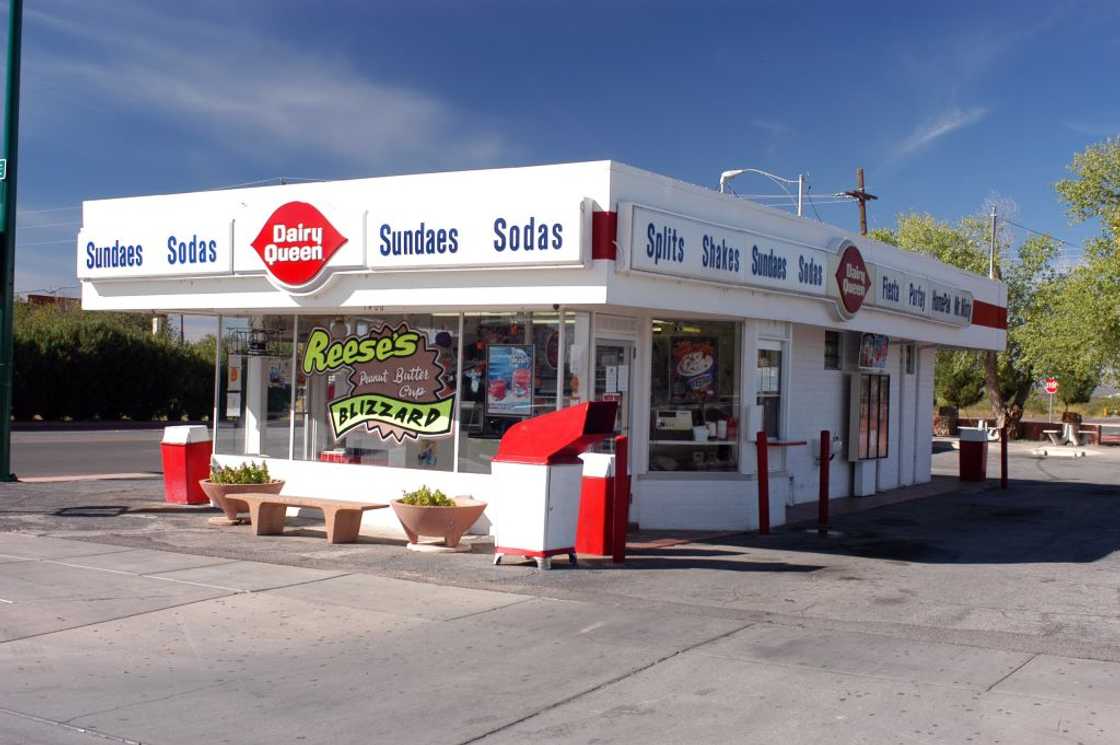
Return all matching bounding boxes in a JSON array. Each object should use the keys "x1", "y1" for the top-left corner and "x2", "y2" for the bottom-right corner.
[{"x1": 0, "y1": 0, "x2": 23, "y2": 481}]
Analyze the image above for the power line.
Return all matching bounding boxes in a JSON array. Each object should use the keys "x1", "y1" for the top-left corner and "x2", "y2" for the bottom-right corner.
[{"x1": 1000, "y1": 218, "x2": 1082, "y2": 253}]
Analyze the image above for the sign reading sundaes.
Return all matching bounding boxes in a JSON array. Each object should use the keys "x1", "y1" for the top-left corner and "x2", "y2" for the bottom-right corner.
[
  {"x1": 77, "y1": 218, "x2": 233, "y2": 279},
  {"x1": 621, "y1": 202, "x2": 974, "y2": 327},
  {"x1": 623, "y1": 204, "x2": 830, "y2": 298}
]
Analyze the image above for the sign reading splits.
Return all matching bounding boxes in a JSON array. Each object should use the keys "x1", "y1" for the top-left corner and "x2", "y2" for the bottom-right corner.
[
  {"x1": 251, "y1": 202, "x2": 348, "y2": 292},
  {"x1": 302, "y1": 323, "x2": 455, "y2": 442}
]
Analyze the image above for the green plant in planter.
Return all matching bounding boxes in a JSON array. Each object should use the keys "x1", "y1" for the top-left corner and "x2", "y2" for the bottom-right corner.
[
  {"x1": 399, "y1": 485, "x2": 455, "y2": 507},
  {"x1": 209, "y1": 461, "x2": 272, "y2": 485}
]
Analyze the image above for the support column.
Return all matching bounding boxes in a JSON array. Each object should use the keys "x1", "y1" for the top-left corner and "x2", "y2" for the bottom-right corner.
[{"x1": 243, "y1": 318, "x2": 267, "y2": 455}]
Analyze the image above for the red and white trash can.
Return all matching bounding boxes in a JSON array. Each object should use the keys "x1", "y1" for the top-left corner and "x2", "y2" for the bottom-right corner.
[
  {"x1": 160, "y1": 425, "x2": 213, "y2": 505},
  {"x1": 958, "y1": 427, "x2": 989, "y2": 482},
  {"x1": 490, "y1": 402, "x2": 618, "y2": 569}
]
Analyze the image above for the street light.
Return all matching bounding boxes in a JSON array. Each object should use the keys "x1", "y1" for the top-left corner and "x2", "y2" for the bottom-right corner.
[{"x1": 719, "y1": 168, "x2": 804, "y2": 217}]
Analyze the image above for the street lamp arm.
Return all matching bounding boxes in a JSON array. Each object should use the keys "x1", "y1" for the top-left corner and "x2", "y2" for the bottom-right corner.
[{"x1": 719, "y1": 167, "x2": 805, "y2": 217}]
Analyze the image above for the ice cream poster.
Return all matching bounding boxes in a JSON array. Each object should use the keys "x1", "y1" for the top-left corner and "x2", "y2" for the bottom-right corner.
[
  {"x1": 671, "y1": 337, "x2": 717, "y2": 400},
  {"x1": 486, "y1": 344, "x2": 535, "y2": 417}
]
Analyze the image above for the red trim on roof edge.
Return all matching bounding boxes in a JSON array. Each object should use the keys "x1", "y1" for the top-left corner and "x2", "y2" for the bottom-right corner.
[
  {"x1": 591, "y1": 211, "x2": 617, "y2": 260},
  {"x1": 971, "y1": 300, "x2": 1008, "y2": 330}
]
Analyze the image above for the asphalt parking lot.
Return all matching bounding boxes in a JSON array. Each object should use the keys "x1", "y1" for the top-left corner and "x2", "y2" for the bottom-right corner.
[{"x1": 0, "y1": 445, "x2": 1118, "y2": 744}]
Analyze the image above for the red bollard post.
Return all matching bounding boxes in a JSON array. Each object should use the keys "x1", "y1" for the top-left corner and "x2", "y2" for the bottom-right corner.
[
  {"x1": 818, "y1": 430, "x2": 830, "y2": 535},
  {"x1": 610, "y1": 435, "x2": 630, "y2": 564},
  {"x1": 1000, "y1": 426, "x2": 1008, "y2": 489},
  {"x1": 756, "y1": 430, "x2": 770, "y2": 535}
]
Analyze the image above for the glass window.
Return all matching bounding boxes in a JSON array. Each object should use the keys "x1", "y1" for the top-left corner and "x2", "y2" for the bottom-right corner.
[
  {"x1": 213, "y1": 316, "x2": 293, "y2": 458},
  {"x1": 824, "y1": 330, "x2": 841, "y2": 370},
  {"x1": 292, "y1": 313, "x2": 459, "y2": 471},
  {"x1": 756, "y1": 347, "x2": 782, "y2": 439},
  {"x1": 648, "y1": 319, "x2": 741, "y2": 472},
  {"x1": 456, "y1": 311, "x2": 582, "y2": 474}
]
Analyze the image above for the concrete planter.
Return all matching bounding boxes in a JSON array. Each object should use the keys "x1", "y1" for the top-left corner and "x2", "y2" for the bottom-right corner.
[
  {"x1": 390, "y1": 497, "x2": 486, "y2": 548},
  {"x1": 198, "y1": 480, "x2": 285, "y2": 521}
]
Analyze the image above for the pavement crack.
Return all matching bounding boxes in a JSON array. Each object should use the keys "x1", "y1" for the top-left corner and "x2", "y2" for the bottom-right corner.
[
  {"x1": 443, "y1": 596, "x2": 536, "y2": 622},
  {"x1": 985, "y1": 652, "x2": 1038, "y2": 692},
  {"x1": 454, "y1": 621, "x2": 756, "y2": 745},
  {"x1": 0, "y1": 705, "x2": 144, "y2": 744},
  {"x1": 60, "y1": 682, "x2": 230, "y2": 726}
]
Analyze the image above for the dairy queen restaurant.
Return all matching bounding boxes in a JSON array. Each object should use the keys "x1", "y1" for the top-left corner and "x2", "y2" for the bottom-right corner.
[{"x1": 77, "y1": 161, "x2": 1007, "y2": 535}]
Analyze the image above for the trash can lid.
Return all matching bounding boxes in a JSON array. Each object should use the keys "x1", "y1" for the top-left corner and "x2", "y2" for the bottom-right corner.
[
  {"x1": 957, "y1": 427, "x2": 989, "y2": 443},
  {"x1": 162, "y1": 425, "x2": 212, "y2": 444}
]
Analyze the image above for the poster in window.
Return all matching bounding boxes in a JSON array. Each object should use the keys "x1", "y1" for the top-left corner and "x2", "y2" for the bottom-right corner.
[
  {"x1": 858, "y1": 333, "x2": 890, "y2": 369},
  {"x1": 867, "y1": 375, "x2": 880, "y2": 459},
  {"x1": 670, "y1": 337, "x2": 717, "y2": 400},
  {"x1": 301, "y1": 322, "x2": 456, "y2": 443},
  {"x1": 486, "y1": 344, "x2": 535, "y2": 417},
  {"x1": 877, "y1": 375, "x2": 890, "y2": 458}
]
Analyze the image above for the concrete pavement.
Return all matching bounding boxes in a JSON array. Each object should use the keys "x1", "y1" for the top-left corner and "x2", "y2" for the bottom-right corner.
[{"x1": 0, "y1": 447, "x2": 1118, "y2": 743}]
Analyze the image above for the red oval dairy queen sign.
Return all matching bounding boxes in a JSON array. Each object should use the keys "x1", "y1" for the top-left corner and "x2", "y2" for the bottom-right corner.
[
  {"x1": 251, "y1": 201, "x2": 348, "y2": 290},
  {"x1": 835, "y1": 243, "x2": 871, "y2": 317}
]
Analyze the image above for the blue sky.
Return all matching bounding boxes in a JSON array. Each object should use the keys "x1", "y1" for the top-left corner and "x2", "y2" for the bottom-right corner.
[{"x1": 10, "y1": 0, "x2": 1119, "y2": 294}]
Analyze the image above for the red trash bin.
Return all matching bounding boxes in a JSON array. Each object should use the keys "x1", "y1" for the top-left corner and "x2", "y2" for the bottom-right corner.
[
  {"x1": 958, "y1": 427, "x2": 989, "y2": 482},
  {"x1": 160, "y1": 425, "x2": 213, "y2": 505},
  {"x1": 576, "y1": 452, "x2": 615, "y2": 556}
]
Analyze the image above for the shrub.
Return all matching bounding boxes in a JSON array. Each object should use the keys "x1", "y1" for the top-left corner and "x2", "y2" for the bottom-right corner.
[
  {"x1": 13, "y1": 302, "x2": 214, "y2": 421},
  {"x1": 399, "y1": 485, "x2": 454, "y2": 507},
  {"x1": 209, "y1": 461, "x2": 272, "y2": 484}
]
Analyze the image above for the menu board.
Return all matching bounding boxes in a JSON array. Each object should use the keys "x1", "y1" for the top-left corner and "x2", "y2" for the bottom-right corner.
[
  {"x1": 849, "y1": 373, "x2": 891, "y2": 460},
  {"x1": 486, "y1": 344, "x2": 534, "y2": 417}
]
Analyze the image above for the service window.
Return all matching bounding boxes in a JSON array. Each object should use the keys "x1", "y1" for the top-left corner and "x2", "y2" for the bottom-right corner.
[{"x1": 648, "y1": 319, "x2": 741, "y2": 472}]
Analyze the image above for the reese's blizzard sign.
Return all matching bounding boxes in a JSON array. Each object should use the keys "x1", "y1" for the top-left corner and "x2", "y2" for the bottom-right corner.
[
  {"x1": 302, "y1": 323, "x2": 454, "y2": 442},
  {"x1": 251, "y1": 202, "x2": 348, "y2": 291}
]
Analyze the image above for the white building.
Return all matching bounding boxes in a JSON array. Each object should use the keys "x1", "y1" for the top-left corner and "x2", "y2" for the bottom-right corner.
[{"x1": 78, "y1": 161, "x2": 1006, "y2": 533}]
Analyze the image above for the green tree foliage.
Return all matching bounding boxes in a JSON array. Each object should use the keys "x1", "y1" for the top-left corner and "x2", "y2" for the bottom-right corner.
[
  {"x1": 13, "y1": 303, "x2": 214, "y2": 420},
  {"x1": 1055, "y1": 137, "x2": 1120, "y2": 374},
  {"x1": 932, "y1": 350, "x2": 986, "y2": 409}
]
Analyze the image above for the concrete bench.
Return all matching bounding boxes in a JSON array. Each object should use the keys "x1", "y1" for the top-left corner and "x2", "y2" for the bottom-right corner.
[{"x1": 237, "y1": 493, "x2": 388, "y2": 544}]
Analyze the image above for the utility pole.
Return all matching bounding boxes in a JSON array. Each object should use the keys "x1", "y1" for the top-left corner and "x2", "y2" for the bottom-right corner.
[
  {"x1": 0, "y1": 0, "x2": 23, "y2": 482},
  {"x1": 843, "y1": 167, "x2": 878, "y2": 235},
  {"x1": 989, "y1": 206, "x2": 998, "y2": 279}
]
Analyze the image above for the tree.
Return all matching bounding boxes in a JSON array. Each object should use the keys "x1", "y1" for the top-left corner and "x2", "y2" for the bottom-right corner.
[
  {"x1": 933, "y1": 349, "x2": 985, "y2": 410},
  {"x1": 1055, "y1": 137, "x2": 1120, "y2": 374},
  {"x1": 871, "y1": 214, "x2": 1058, "y2": 434}
]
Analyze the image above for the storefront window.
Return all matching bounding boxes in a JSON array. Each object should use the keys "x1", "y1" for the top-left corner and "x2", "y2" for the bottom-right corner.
[
  {"x1": 292, "y1": 314, "x2": 459, "y2": 472},
  {"x1": 756, "y1": 346, "x2": 782, "y2": 439},
  {"x1": 648, "y1": 319, "x2": 741, "y2": 472},
  {"x1": 214, "y1": 316, "x2": 293, "y2": 457}
]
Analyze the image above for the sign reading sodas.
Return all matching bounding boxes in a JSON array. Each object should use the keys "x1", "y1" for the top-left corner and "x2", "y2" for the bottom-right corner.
[{"x1": 251, "y1": 201, "x2": 348, "y2": 291}]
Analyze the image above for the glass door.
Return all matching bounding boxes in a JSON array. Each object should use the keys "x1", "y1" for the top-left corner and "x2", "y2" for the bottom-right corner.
[{"x1": 593, "y1": 342, "x2": 633, "y2": 438}]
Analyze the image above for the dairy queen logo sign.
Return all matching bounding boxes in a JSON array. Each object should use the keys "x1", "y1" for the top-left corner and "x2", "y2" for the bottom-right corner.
[
  {"x1": 834, "y1": 241, "x2": 872, "y2": 319},
  {"x1": 251, "y1": 201, "x2": 348, "y2": 292}
]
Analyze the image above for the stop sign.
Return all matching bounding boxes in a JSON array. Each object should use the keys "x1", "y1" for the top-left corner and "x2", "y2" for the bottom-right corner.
[{"x1": 1044, "y1": 377, "x2": 1058, "y2": 395}]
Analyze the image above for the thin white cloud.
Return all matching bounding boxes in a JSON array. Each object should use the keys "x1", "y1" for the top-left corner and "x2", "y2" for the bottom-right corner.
[
  {"x1": 1064, "y1": 121, "x2": 1119, "y2": 138},
  {"x1": 23, "y1": 3, "x2": 510, "y2": 171},
  {"x1": 893, "y1": 107, "x2": 989, "y2": 161},
  {"x1": 750, "y1": 119, "x2": 792, "y2": 137}
]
